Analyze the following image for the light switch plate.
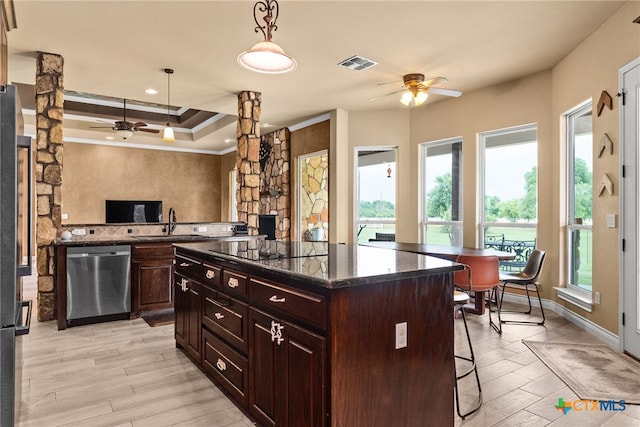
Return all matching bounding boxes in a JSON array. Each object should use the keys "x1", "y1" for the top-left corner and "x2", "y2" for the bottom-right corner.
[
  {"x1": 72, "y1": 228, "x2": 86, "y2": 235},
  {"x1": 395, "y1": 322, "x2": 407, "y2": 349},
  {"x1": 607, "y1": 214, "x2": 616, "y2": 228}
]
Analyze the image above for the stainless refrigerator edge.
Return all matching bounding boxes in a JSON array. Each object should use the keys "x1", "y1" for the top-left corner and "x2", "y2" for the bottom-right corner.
[{"x1": 1, "y1": 84, "x2": 32, "y2": 426}]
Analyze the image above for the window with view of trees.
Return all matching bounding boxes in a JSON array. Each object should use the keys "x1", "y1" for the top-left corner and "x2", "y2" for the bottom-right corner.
[
  {"x1": 479, "y1": 125, "x2": 538, "y2": 268},
  {"x1": 356, "y1": 149, "x2": 396, "y2": 243},
  {"x1": 567, "y1": 104, "x2": 593, "y2": 291},
  {"x1": 421, "y1": 139, "x2": 463, "y2": 246}
]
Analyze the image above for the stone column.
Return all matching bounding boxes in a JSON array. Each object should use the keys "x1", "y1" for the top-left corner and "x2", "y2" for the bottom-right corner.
[
  {"x1": 236, "y1": 91, "x2": 261, "y2": 235},
  {"x1": 35, "y1": 52, "x2": 63, "y2": 321}
]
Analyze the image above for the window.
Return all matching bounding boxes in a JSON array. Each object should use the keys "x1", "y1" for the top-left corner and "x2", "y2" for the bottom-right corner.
[
  {"x1": 420, "y1": 138, "x2": 463, "y2": 246},
  {"x1": 479, "y1": 125, "x2": 538, "y2": 270},
  {"x1": 567, "y1": 104, "x2": 593, "y2": 292},
  {"x1": 355, "y1": 148, "x2": 396, "y2": 243}
]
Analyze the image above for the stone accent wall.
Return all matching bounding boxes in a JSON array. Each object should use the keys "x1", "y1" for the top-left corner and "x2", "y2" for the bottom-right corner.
[
  {"x1": 35, "y1": 52, "x2": 64, "y2": 321},
  {"x1": 235, "y1": 91, "x2": 262, "y2": 235},
  {"x1": 260, "y1": 128, "x2": 290, "y2": 240},
  {"x1": 300, "y1": 152, "x2": 329, "y2": 240}
]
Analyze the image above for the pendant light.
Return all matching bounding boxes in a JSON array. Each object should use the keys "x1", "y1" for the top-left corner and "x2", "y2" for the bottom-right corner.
[
  {"x1": 163, "y1": 68, "x2": 175, "y2": 142},
  {"x1": 237, "y1": 0, "x2": 296, "y2": 74}
]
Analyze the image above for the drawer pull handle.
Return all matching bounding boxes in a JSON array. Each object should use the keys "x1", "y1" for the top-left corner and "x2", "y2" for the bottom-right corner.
[
  {"x1": 205, "y1": 270, "x2": 216, "y2": 279},
  {"x1": 180, "y1": 262, "x2": 190, "y2": 267},
  {"x1": 216, "y1": 358, "x2": 227, "y2": 371},
  {"x1": 227, "y1": 277, "x2": 239, "y2": 288},
  {"x1": 214, "y1": 312, "x2": 224, "y2": 320},
  {"x1": 270, "y1": 321, "x2": 285, "y2": 345},
  {"x1": 269, "y1": 295, "x2": 286, "y2": 303}
]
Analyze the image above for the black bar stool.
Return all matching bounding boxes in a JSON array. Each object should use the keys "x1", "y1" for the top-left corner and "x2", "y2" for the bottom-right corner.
[{"x1": 454, "y1": 290, "x2": 482, "y2": 419}]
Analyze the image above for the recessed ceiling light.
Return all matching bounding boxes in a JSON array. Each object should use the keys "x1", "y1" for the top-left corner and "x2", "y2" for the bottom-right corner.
[{"x1": 145, "y1": 88, "x2": 158, "y2": 95}]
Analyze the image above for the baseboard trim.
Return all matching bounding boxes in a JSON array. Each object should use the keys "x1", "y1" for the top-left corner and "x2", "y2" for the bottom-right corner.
[{"x1": 501, "y1": 292, "x2": 619, "y2": 348}]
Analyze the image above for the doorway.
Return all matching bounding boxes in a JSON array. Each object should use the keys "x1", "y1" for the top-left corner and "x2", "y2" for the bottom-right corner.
[
  {"x1": 297, "y1": 150, "x2": 329, "y2": 241},
  {"x1": 621, "y1": 57, "x2": 640, "y2": 358}
]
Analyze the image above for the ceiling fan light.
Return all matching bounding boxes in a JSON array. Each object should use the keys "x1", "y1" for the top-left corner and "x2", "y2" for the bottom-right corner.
[
  {"x1": 116, "y1": 129, "x2": 133, "y2": 139},
  {"x1": 400, "y1": 90, "x2": 414, "y2": 106},
  {"x1": 163, "y1": 124, "x2": 175, "y2": 143},
  {"x1": 414, "y1": 91, "x2": 429, "y2": 106},
  {"x1": 238, "y1": 41, "x2": 296, "y2": 74}
]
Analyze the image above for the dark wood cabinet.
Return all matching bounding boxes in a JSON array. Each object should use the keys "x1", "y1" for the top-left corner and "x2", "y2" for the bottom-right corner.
[
  {"x1": 175, "y1": 273, "x2": 201, "y2": 362},
  {"x1": 248, "y1": 307, "x2": 325, "y2": 427},
  {"x1": 131, "y1": 243, "x2": 174, "y2": 315},
  {"x1": 173, "y1": 245, "x2": 454, "y2": 426}
]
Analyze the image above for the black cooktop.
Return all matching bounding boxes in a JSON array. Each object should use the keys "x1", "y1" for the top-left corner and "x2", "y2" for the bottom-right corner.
[{"x1": 208, "y1": 240, "x2": 329, "y2": 261}]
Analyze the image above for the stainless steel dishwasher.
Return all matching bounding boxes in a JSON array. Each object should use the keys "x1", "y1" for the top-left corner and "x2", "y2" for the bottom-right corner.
[{"x1": 66, "y1": 245, "x2": 131, "y2": 326}]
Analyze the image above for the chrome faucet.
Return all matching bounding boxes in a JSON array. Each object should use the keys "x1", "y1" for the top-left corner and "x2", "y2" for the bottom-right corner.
[{"x1": 168, "y1": 207, "x2": 177, "y2": 235}]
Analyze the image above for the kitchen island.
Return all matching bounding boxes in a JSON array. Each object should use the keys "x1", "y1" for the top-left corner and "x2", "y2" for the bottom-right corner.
[{"x1": 173, "y1": 240, "x2": 463, "y2": 427}]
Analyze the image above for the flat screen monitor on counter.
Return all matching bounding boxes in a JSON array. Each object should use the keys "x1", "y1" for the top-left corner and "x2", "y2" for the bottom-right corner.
[{"x1": 105, "y1": 200, "x2": 162, "y2": 224}]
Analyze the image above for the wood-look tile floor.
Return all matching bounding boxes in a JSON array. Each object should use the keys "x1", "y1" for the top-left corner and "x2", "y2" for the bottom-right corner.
[{"x1": 17, "y1": 276, "x2": 640, "y2": 426}]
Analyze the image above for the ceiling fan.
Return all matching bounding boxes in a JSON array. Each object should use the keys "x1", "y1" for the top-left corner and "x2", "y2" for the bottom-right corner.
[
  {"x1": 91, "y1": 99, "x2": 160, "y2": 139},
  {"x1": 371, "y1": 73, "x2": 462, "y2": 107}
]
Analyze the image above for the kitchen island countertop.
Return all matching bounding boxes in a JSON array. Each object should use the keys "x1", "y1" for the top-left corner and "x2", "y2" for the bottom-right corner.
[{"x1": 174, "y1": 240, "x2": 463, "y2": 290}]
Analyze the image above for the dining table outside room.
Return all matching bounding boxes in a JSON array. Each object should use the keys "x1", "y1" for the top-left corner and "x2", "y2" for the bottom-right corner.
[{"x1": 361, "y1": 241, "x2": 515, "y2": 315}]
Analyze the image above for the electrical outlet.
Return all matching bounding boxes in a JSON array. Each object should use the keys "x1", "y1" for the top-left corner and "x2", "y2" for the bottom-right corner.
[
  {"x1": 198, "y1": 226, "x2": 207, "y2": 232},
  {"x1": 395, "y1": 322, "x2": 407, "y2": 349},
  {"x1": 61, "y1": 213, "x2": 69, "y2": 220},
  {"x1": 607, "y1": 214, "x2": 616, "y2": 228},
  {"x1": 595, "y1": 291, "x2": 601, "y2": 304},
  {"x1": 71, "y1": 228, "x2": 86, "y2": 236}
]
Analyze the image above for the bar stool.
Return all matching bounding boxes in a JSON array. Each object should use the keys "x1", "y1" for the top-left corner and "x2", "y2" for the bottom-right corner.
[{"x1": 454, "y1": 290, "x2": 482, "y2": 419}]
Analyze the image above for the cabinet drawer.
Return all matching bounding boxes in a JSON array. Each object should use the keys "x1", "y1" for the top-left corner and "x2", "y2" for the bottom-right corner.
[
  {"x1": 202, "y1": 287, "x2": 248, "y2": 353},
  {"x1": 249, "y1": 278, "x2": 327, "y2": 331},
  {"x1": 222, "y1": 269, "x2": 248, "y2": 298},
  {"x1": 175, "y1": 254, "x2": 202, "y2": 279},
  {"x1": 202, "y1": 328, "x2": 248, "y2": 407},
  {"x1": 201, "y1": 263, "x2": 222, "y2": 288},
  {"x1": 132, "y1": 243, "x2": 174, "y2": 261}
]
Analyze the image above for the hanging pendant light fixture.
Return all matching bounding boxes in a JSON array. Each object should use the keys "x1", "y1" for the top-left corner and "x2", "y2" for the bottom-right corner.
[
  {"x1": 237, "y1": 0, "x2": 296, "y2": 74},
  {"x1": 163, "y1": 68, "x2": 176, "y2": 142}
]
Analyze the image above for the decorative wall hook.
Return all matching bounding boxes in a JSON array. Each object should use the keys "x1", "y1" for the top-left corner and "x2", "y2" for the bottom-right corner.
[
  {"x1": 597, "y1": 91, "x2": 613, "y2": 116},
  {"x1": 597, "y1": 133, "x2": 614, "y2": 158},
  {"x1": 598, "y1": 173, "x2": 614, "y2": 197}
]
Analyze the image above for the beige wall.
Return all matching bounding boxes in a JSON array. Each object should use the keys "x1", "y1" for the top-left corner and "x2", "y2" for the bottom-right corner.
[
  {"x1": 219, "y1": 151, "x2": 237, "y2": 222},
  {"x1": 61, "y1": 143, "x2": 221, "y2": 224},
  {"x1": 548, "y1": 1, "x2": 639, "y2": 333},
  {"x1": 337, "y1": 2, "x2": 639, "y2": 335}
]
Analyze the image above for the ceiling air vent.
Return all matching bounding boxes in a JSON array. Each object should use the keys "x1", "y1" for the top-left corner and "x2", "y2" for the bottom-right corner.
[{"x1": 338, "y1": 55, "x2": 378, "y2": 71}]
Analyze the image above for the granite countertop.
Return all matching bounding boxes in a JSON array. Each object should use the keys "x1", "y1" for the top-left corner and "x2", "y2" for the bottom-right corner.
[
  {"x1": 174, "y1": 240, "x2": 463, "y2": 289},
  {"x1": 55, "y1": 234, "x2": 264, "y2": 246}
]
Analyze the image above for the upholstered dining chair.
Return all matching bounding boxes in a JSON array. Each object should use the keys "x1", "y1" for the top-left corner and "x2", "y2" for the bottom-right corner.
[
  {"x1": 498, "y1": 249, "x2": 547, "y2": 326},
  {"x1": 454, "y1": 255, "x2": 502, "y2": 334}
]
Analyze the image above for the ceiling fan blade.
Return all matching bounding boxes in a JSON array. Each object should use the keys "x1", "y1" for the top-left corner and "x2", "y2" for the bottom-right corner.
[
  {"x1": 423, "y1": 76, "x2": 448, "y2": 87},
  {"x1": 429, "y1": 87, "x2": 462, "y2": 97},
  {"x1": 137, "y1": 128, "x2": 160, "y2": 134},
  {"x1": 369, "y1": 89, "x2": 404, "y2": 102},
  {"x1": 132, "y1": 122, "x2": 148, "y2": 128}
]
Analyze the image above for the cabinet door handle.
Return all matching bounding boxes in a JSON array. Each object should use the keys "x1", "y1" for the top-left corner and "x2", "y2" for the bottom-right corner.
[
  {"x1": 205, "y1": 269, "x2": 216, "y2": 279},
  {"x1": 180, "y1": 278, "x2": 188, "y2": 292},
  {"x1": 214, "y1": 312, "x2": 224, "y2": 320},
  {"x1": 216, "y1": 358, "x2": 227, "y2": 371},
  {"x1": 270, "y1": 320, "x2": 285, "y2": 345},
  {"x1": 269, "y1": 295, "x2": 286, "y2": 303},
  {"x1": 180, "y1": 262, "x2": 190, "y2": 267},
  {"x1": 227, "y1": 277, "x2": 239, "y2": 288}
]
